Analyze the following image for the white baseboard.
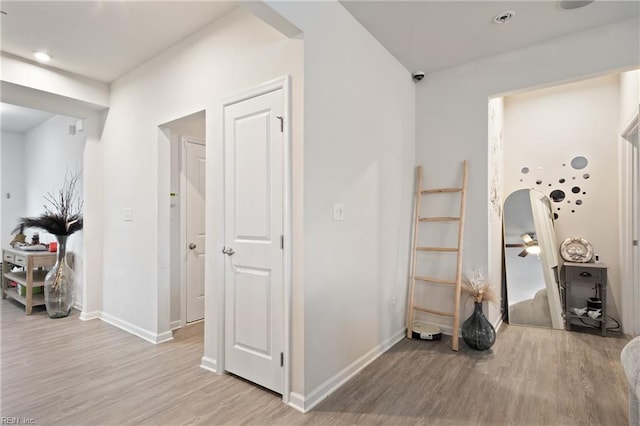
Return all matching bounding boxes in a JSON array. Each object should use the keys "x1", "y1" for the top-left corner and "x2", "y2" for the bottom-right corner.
[
  {"x1": 79, "y1": 310, "x2": 101, "y2": 321},
  {"x1": 303, "y1": 328, "x2": 405, "y2": 412},
  {"x1": 100, "y1": 312, "x2": 174, "y2": 344},
  {"x1": 493, "y1": 317, "x2": 504, "y2": 333},
  {"x1": 200, "y1": 356, "x2": 218, "y2": 373},
  {"x1": 170, "y1": 320, "x2": 182, "y2": 330},
  {"x1": 287, "y1": 392, "x2": 306, "y2": 413}
]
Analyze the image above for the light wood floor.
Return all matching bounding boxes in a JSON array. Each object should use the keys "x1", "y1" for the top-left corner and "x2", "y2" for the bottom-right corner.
[{"x1": 1, "y1": 299, "x2": 630, "y2": 425}]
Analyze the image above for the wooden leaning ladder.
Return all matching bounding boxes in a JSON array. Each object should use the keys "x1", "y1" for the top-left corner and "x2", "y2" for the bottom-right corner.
[{"x1": 406, "y1": 161, "x2": 468, "y2": 351}]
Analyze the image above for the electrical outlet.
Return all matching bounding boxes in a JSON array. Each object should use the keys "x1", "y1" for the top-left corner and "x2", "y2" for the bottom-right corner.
[{"x1": 333, "y1": 203, "x2": 344, "y2": 221}]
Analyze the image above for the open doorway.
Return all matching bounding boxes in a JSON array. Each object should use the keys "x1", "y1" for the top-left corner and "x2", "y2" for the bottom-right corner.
[
  {"x1": 494, "y1": 70, "x2": 639, "y2": 335},
  {"x1": 1, "y1": 102, "x2": 86, "y2": 312},
  {"x1": 160, "y1": 111, "x2": 206, "y2": 330}
]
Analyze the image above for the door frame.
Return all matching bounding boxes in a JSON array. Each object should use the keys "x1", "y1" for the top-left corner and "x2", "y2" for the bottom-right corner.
[
  {"x1": 180, "y1": 136, "x2": 206, "y2": 327},
  {"x1": 215, "y1": 76, "x2": 292, "y2": 402},
  {"x1": 621, "y1": 107, "x2": 639, "y2": 336}
]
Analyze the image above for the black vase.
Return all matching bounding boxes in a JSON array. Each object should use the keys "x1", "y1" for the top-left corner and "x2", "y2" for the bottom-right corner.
[{"x1": 462, "y1": 302, "x2": 496, "y2": 350}]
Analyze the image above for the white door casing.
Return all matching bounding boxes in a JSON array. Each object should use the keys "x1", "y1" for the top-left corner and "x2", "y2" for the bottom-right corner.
[
  {"x1": 621, "y1": 109, "x2": 639, "y2": 336},
  {"x1": 185, "y1": 138, "x2": 206, "y2": 323},
  {"x1": 223, "y1": 87, "x2": 285, "y2": 393}
]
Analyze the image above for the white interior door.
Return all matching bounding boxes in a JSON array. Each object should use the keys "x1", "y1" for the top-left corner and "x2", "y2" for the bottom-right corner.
[
  {"x1": 185, "y1": 138, "x2": 206, "y2": 323},
  {"x1": 223, "y1": 88, "x2": 284, "y2": 393}
]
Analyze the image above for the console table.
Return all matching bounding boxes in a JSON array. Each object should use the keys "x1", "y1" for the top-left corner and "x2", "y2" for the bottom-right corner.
[
  {"x1": 2, "y1": 247, "x2": 56, "y2": 314},
  {"x1": 562, "y1": 262, "x2": 608, "y2": 336}
]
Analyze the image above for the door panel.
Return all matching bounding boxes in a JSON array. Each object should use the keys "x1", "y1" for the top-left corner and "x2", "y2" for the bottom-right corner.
[
  {"x1": 185, "y1": 139, "x2": 206, "y2": 323},
  {"x1": 224, "y1": 88, "x2": 284, "y2": 393}
]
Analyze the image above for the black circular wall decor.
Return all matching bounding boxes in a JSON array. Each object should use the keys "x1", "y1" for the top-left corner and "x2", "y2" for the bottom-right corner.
[{"x1": 550, "y1": 190, "x2": 565, "y2": 202}]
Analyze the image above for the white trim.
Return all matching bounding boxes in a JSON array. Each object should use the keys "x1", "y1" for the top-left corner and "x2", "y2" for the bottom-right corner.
[
  {"x1": 100, "y1": 312, "x2": 174, "y2": 344},
  {"x1": 170, "y1": 320, "x2": 182, "y2": 330},
  {"x1": 493, "y1": 316, "x2": 504, "y2": 333},
  {"x1": 180, "y1": 136, "x2": 188, "y2": 328},
  {"x1": 216, "y1": 75, "x2": 293, "y2": 402},
  {"x1": 200, "y1": 356, "x2": 218, "y2": 373},
  {"x1": 621, "y1": 107, "x2": 640, "y2": 335},
  {"x1": 303, "y1": 329, "x2": 405, "y2": 413},
  {"x1": 286, "y1": 392, "x2": 306, "y2": 413},
  {"x1": 79, "y1": 310, "x2": 100, "y2": 321}
]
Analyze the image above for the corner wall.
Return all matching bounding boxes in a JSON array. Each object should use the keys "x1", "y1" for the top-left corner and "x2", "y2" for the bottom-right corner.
[
  {"x1": 265, "y1": 0, "x2": 415, "y2": 410},
  {"x1": 415, "y1": 17, "x2": 639, "y2": 326},
  {"x1": 100, "y1": 4, "x2": 304, "y2": 385}
]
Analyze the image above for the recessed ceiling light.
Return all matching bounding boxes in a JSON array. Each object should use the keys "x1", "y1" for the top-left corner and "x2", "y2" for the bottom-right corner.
[
  {"x1": 558, "y1": 0, "x2": 595, "y2": 10},
  {"x1": 493, "y1": 11, "x2": 515, "y2": 24},
  {"x1": 33, "y1": 51, "x2": 51, "y2": 63}
]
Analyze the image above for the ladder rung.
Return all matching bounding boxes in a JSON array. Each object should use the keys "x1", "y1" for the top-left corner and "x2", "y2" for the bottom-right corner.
[
  {"x1": 416, "y1": 247, "x2": 459, "y2": 252},
  {"x1": 421, "y1": 188, "x2": 463, "y2": 194},
  {"x1": 415, "y1": 276, "x2": 456, "y2": 285},
  {"x1": 413, "y1": 306, "x2": 455, "y2": 317},
  {"x1": 419, "y1": 217, "x2": 460, "y2": 222}
]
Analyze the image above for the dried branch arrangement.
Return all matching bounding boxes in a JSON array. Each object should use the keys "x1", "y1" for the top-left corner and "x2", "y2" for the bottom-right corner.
[
  {"x1": 462, "y1": 267, "x2": 498, "y2": 304},
  {"x1": 13, "y1": 170, "x2": 83, "y2": 236}
]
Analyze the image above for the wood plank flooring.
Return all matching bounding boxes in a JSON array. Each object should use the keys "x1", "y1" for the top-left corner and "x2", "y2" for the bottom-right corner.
[{"x1": 1, "y1": 299, "x2": 630, "y2": 425}]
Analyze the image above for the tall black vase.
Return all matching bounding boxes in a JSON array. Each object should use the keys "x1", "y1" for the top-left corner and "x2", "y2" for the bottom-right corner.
[{"x1": 462, "y1": 302, "x2": 496, "y2": 350}]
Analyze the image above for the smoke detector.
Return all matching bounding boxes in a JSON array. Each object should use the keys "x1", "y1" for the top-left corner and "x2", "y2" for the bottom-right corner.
[{"x1": 493, "y1": 11, "x2": 515, "y2": 24}]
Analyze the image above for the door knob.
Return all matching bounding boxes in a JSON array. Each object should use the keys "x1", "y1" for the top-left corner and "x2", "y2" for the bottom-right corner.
[
  {"x1": 222, "y1": 246, "x2": 235, "y2": 256},
  {"x1": 188, "y1": 243, "x2": 196, "y2": 250}
]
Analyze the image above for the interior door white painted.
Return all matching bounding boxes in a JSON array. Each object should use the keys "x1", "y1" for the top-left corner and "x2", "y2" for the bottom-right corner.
[
  {"x1": 185, "y1": 139, "x2": 206, "y2": 323},
  {"x1": 224, "y1": 88, "x2": 284, "y2": 393}
]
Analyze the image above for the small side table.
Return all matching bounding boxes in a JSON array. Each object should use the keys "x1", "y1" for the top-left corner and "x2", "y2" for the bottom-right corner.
[{"x1": 562, "y1": 262, "x2": 608, "y2": 336}]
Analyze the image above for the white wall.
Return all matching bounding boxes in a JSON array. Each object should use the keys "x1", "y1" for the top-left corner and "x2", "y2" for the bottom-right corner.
[
  {"x1": 265, "y1": 1, "x2": 415, "y2": 409},
  {"x1": 23, "y1": 115, "x2": 86, "y2": 307},
  {"x1": 504, "y1": 75, "x2": 621, "y2": 322},
  {"x1": 101, "y1": 4, "x2": 304, "y2": 385},
  {"x1": 1, "y1": 131, "x2": 25, "y2": 246},
  {"x1": 415, "y1": 17, "x2": 639, "y2": 327}
]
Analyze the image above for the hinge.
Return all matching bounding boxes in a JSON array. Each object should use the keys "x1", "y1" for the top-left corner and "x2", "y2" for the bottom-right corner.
[
  {"x1": 280, "y1": 235, "x2": 284, "y2": 250},
  {"x1": 276, "y1": 115, "x2": 284, "y2": 133},
  {"x1": 280, "y1": 352, "x2": 284, "y2": 367},
  {"x1": 634, "y1": 240, "x2": 639, "y2": 247}
]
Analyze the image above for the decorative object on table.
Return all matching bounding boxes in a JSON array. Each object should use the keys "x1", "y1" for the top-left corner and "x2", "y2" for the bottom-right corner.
[
  {"x1": 587, "y1": 309, "x2": 602, "y2": 319},
  {"x1": 12, "y1": 171, "x2": 83, "y2": 319},
  {"x1": 560, "y1": 237, "x2": 593, "y2": 263},
  {"x1": 570, "y1": 306, "x2": 588, "y2": 316},
  {"x1": 461, "y1": 267, "x2": 497, "y2": 351},
  {"x1": 9, "y1": 225, "x2": 26, "y2": 247}
]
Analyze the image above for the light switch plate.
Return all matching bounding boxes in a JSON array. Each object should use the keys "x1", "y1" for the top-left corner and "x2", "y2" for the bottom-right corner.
[{"x1": 333, "y1": 203, "x2": 344, "y2": 221}]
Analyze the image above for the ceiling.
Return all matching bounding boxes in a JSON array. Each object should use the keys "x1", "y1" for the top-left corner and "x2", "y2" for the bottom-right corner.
[
  {"x1": 340, "y1": 0, "x2": 640, "y2": 74},
  {"x1": 0, "y1": 103, "x2": 55, "y2": 134},
  {"x1": 0, "y1": 1, "x2": 637, "y2": 130},
  {"x1": 0, "y1": 1, "x2": 238, "y2": 83}
]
